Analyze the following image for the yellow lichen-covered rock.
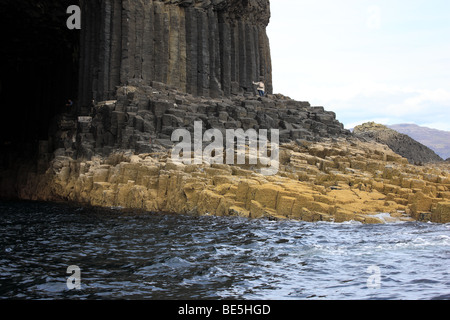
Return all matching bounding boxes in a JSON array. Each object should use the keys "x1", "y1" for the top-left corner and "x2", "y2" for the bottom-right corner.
[
  {"x1": 58, "y1": 166, "x2": 72, "y2": 183},
  {"x1": 384, "y1": 184, "x2": 400, "y2": 194},
  {"x1": 276, "y1": 196, "x2": 296, "y2": 217},
  {"x1": 90, "y1": 182, "x2": 110, "y2": 207},
  {"x1": 306, "y1": 201, "x2": 332, "y2": 214},
  {"x1": 294, "y1": 192, "x2": 316, "y2": 206},
  {"x1": 206, "y1": 167, "x2": 232, "y2": 177},
  {"x1": 313, "y1": 194, "x2": 335, "y2": 205},
  {"x1": 409, "y1": 192, "x2": 434, "y2": 216},
  {"x1": 92, "y1": 168, "x2": 110, "y2": 183},
  {"x1": 361, "y1": 215, "x2": 385, "y2": 224},
  {"x1": 120, "y1": 163, "x2": 140, "y2": 183},
  {"x1": 440, "y1": 176, "x2": 450, "y2": 185},
  {"x1": 249, "y1": 200, "x2": 266, "y2": 219},
  {"x1": 212, "y1": 175, "x2": 236, "y2": 186},
  {"x1": 410, "y1": 179, "x2": 427, "y2": 190},
  {"x1": 371, "y1": 180, "x2": 384, "y2": 193},
  {"x1": 334, "y1": 209, "x2": 357, "y2": 223},
  {"x1": 197, "y1": 190, "x2": 224, "y2": 216},
  {"x1": 401, "y1": 178, "x2": 412, "y2": 189},
  {"x1": 228, "y1": 206, "x2": 250, "y2": 218},
  {"x1": 253, "y1": 184, "x2": 284, "y2": 210},
  {"x1": 213, "y1": 184, "x2": 234, "y2": 196},
  {"x1": 126, "y1": 185, "x2": 149, "y2": 209},
  {"x1": 297, "y1": 208, "x2": 324, "y2": 222},
  {"x1": 350, "y1": 160, "x2": 367, "y2": 171},
  {"x1": 235, "y1": 179, "x2": 260, "y2": 203},
  {"x1": 10, "y1": 137, "x2": 450, "y2": 224},
  {"x1": 183, "y1": 181, "x2": 206, "y2": 205},
  {"x1": 144, "y1": 194, "x2": 158, "y2": 212},
  {"x1": 431, "y1": 202, "x2": 450, "y2": 223},
  {"x1": 216, "y1": 197, "x2": 234, "y2": 217}
]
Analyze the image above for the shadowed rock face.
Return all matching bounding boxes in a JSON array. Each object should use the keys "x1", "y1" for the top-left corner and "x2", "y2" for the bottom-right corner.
[
  {"x1": 353, "y1": 122, "x2": 443, "y2": 165},
  {"x1": 0, "y1": 0, "x2": 80, "y2": 145},
  {"x1": 388, "y1": 124, "x2": 450, "y2": 161},
  {"x1": 78, "y1": 0, "x2": 272, "y2": 106}
]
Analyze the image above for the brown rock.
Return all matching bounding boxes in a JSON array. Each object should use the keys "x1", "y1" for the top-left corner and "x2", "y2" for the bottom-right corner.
[{"x1": 432, "y1": 202, "x2": 450, "y2": 223}]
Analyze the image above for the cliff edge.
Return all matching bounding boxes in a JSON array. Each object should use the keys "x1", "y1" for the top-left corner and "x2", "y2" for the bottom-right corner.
[{"x1": 1, "y1": 1, "x2": 450, "y2": 224}]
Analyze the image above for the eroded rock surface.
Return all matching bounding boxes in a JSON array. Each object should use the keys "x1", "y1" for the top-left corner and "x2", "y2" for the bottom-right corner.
[
  {"x1": 354, "y1": 122, "x2": 443, "y2": 165},
  {"x1": 6, "y1": 134, "x2": 450, "y2": 224},
  {"x1": 2, "y1": 87, "x2": 449, "y2": 224},
  {"x1": 72, "y1": 84, "x2": 350, "y2": 160},
  {"x1": 78, "y1": 0, "x2": 273, "y2": 105},
  {"x1": 2, "y1": 1, "x2": 449, "y2": 224}
]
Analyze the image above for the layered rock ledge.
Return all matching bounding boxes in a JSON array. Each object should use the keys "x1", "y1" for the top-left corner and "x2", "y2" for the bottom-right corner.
[
  {"x1": 71, "y1": 82, "x2": 349, "y2": 160},
  {"x1": 2, "y1": 1, "x2": 449, "y2": 224},
  {"x1": 6, "y1": 134, "x2": 450, "y2": 224},
  {"x1": 2, "y1": 87, "x2": 449, "y2": 224}
]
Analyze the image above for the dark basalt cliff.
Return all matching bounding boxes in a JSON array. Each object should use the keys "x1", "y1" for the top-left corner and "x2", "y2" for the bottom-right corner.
[
  {"x1": 0, "y1": 0, "x2": 351, "y2": 164},
  {"x1": 78, "y1": 0, "x2": 273, "y2": 106},
  {"x1": 72, "y1": 86, "x2": 349, "y2": 160},
  {"x1": 1, "y1": 1, "x2": 449, "y2": 224},
  {"x1": 1, "y1": 0, "x2": 349, "y2": 185},
  {"x1": 0, "y1": 0, "x2": 79, "y2": 146}
]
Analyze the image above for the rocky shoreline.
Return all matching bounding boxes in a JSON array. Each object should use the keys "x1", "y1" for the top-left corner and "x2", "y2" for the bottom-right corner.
[
  {"x1": 1, "y1": 87, "x2": 449, "y2": 224},
  {"x1": 1, "y1": 1, "x2": 449, "y2": 224}
]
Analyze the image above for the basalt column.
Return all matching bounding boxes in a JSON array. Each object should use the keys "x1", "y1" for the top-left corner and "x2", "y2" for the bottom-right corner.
[{"x1": 78, "y1": 0, "x2": 272, "y2": 106}]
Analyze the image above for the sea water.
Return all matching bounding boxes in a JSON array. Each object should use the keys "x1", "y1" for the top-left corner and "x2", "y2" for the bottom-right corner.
[{"x1": 0, "y1": 200, "x2": 449, "y2": 300}]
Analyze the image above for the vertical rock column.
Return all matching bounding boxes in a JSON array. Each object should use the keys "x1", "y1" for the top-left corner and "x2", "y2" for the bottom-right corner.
[{"x1": 78, "y1": 0, "x2": 272, "y2": 106}]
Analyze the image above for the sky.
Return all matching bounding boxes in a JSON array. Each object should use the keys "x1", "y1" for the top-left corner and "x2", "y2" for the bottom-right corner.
[{"x1": 267, "y1": 0, "x2": 450, "y2": 131}]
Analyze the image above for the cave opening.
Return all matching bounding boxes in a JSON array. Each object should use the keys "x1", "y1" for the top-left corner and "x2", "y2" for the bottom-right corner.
[{"x1": 0, "y1": 0, "x2": 80, "y2": 159}]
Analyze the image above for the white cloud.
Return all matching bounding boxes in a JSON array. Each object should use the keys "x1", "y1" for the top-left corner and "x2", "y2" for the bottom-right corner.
[
  {"x1": 403, "y1": 89, "x2": 450, "y2": 106},
  {"x1": 367, "y1": 5, "x2": 381, "y2": 30},
  {"x1": 305, "y1": 85, "x2": 450, "y2": 130},
  {"x1": 421, "y1": 122, "x2": 450, "y2": 132},
  {"x1": 268, "y1": 1, "x2": 450, "y2": 131}
]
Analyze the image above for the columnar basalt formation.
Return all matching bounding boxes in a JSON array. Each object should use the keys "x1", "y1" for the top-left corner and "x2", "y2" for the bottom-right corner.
[
  {"x1": 5, "y1": 134, "x2": 450, "y2": 224},
  {"x1": 72, "y1": 84, "x2": 350, "y2": 159},
  {"x1": 78, "y1": 0, "x2": 273, "y2": 106},
  {"x1": 2, "y1": 1, "x2": 450, "y2": 224},
  {"x1": 2, "y1": 84, "x2": 449, "y2": 223}
]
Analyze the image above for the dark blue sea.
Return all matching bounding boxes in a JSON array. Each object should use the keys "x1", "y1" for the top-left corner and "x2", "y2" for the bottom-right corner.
[{"x1": 0, "y1": 200, "x2": 449, "y2": 300}]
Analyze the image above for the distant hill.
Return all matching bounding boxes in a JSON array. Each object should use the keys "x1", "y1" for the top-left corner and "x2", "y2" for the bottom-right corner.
[
  {"x1": 388, "y1": 124, "x2": 450, "y2": 160},
  {"x1": 354, "y1": 122, "x2": 443, "y2": 164}
]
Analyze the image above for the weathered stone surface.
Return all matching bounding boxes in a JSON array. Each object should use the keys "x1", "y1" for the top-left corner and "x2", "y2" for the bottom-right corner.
[
  {"x1": 354, "y1": 122, "x2": 443, "y2": 164},
  {"x1": 432, "y1": 202, "x2": 450, "y2": 224},
  {"x1": 78, "y1": 0, "x2": 273, "y2": 106},
  {"x1": 2, "y1": 1, "x2": 450, "y2": 226},
  {"x1": 72, "y1": 80, "x2": 353, "y2": 158},
  {"x1": 4, "y1": 135, "x2": 450, "y2": 224}
]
